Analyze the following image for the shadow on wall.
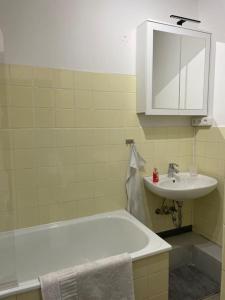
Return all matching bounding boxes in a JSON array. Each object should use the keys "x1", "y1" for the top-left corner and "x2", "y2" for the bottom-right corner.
[
  {"x1": 193, "y1": 126, "x2": 225, "y2": 245},
  {"x1": 135, "y1": 116, "x2": 195, "y2": 233},
  {"x1": 139, "y1": 120, "x2": 225, "y2": 246},
  {"x1": 0, "y1": 31, "x2": 15, "y2": 232},
  {"x1": 0, "y1": 28, "x2": 18, "y2": 290}
]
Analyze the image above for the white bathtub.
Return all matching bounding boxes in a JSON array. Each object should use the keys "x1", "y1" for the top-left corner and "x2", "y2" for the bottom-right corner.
[{"x1": 0, "y1": 210, "x2": 171, "y2": 299}]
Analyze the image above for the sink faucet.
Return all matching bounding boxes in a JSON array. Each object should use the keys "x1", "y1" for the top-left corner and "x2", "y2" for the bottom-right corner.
[{"x1": 168, "y1": 163, "x2": 179, "y2": 178}]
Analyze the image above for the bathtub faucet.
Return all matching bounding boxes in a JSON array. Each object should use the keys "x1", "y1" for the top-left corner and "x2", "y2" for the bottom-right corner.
[{"x1": 168, "y1": 163, "x2": 179, "y2": 178}]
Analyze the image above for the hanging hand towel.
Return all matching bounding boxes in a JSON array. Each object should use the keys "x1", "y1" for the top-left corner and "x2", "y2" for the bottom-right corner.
[
  {"x1": 39, "y1": 253, "x2": 134, "y2": 300},
  {"x1": 126, "y1": 143, "x2": 148, "y2": 225}
]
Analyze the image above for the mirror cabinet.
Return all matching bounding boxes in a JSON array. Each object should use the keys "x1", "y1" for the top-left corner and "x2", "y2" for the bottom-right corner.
[{"x1": 136, "y1": 20, "x2": 211, "y2": 116}]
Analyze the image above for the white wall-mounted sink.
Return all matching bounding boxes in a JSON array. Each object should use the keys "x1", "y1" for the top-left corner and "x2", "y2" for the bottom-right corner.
[{"x1": 144, "y1": 172, "x2": 218, "y2": 201}]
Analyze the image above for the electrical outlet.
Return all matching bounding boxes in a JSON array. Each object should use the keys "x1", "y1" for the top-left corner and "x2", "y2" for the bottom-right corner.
[{"x1": 192, "y1": 117, "x2": 213, "y2": 127}]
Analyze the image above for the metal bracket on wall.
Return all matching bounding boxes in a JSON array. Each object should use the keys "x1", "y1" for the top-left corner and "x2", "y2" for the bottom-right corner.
[{"x1": 125, "y1": 139, "x2": 135, "y2": 145}]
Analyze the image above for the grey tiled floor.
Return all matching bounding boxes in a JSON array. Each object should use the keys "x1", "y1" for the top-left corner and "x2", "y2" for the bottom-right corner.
[
  {"x1": 203, "y1": 294, "x2": 220, "y2": 300},
  {"x1": 169, "y1": 265, "x2": 220, "y2": 300}
]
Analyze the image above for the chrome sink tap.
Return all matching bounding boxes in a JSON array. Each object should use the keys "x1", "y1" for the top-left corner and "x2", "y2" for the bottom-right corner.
[{"x1": 168, "y1": 163, "x2": 179, "y2": 178}]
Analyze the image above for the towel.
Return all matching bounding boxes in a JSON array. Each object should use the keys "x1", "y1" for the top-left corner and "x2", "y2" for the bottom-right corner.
[
  {"x1": 40, "y1": 253, "x2": 135, "y2": 300},
  {"x1": 126, "y1": 143, "x2": 148, "y2": 225}
]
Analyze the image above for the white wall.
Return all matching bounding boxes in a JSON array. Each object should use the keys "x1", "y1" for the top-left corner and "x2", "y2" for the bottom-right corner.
[
  {"x1": 0, "y1": 0, "x2": 199, "y2": 74},
  {"x1": 198, "y1": 0, "x2": 225, "y2": 126}
]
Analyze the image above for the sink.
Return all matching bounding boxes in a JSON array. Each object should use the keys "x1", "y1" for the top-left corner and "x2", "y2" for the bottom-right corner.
[{"x1": 144, "y1": 172, "x2": 218, "y2": 201}]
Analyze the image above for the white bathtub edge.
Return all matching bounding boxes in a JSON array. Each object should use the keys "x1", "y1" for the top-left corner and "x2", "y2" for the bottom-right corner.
[{"x1": 0, "y1": 209, "x2": 171, "y2": 299}]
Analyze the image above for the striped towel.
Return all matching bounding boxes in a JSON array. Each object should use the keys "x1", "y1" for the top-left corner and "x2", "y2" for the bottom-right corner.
[{"x1": 39, "y1": 253, "x2": 134, "y2": 300}]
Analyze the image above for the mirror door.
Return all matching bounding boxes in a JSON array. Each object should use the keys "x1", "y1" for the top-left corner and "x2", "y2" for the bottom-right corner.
[
  {"x1": 179, "y1": 35, "x2": 206, "y2": 110},
  {"x1": 153, "y1": 30, "x2": 181, "y2": 110},
  {"x1": 152, "y1": 28, "x2": 209, "y2": 113}
]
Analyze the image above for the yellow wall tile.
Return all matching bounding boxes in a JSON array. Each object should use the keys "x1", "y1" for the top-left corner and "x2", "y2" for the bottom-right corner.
[
  {"x1": 34, "y1": 129, "x2": 56, "y2": 148},
  {"x1": 75, "y1": 129, "x2": 94, "y2": 146},
  {"x1": 91, "y1": 73, "x2": 110, "y2": 91},
  {"x1": 16, "y1": 187, "x2": 37, "y2": 209},
  {"x1": 221, "y1": 272, "x2": 225, "y2": 300},
  {"x1": 55, "y1": 109, "x2": 74, "y2": 127},
  {"x1": 123, "y1": 93, "x2": 137, "y2": 110},
  {"x1": 34, "y1": 88, "x2": 54, "y2": 108},
  {"x1": 0, "y1": 129, "x2": 13, "y2": 149},
  {"x1": 14, "y1": 149, "x2": 36, "y2": 169},
  {"x1": 34, "y1": 67, "x2": 54, "y2": 87},
  {"x1": 10, "y1": 65, "x2": 33, "y2": 86},
  {"x1": 74, "y1": 164, "x2": 94, "y2": 182},
  {"x1": 194, "y1": 126, "x2": 225, "y2": 245},
  {"x1": 10, "y1": 108, "x2": 34, "y2": 128},
  {"x1": 16, "y1": 206, "x2": 39, "y2": 228},
  {"x1": 17, "y1": 290, "x2": 41, "y2": 300},
  {"x1": 8, "y1": 86, "x2": 33, "y2": 107},
  {"x1": 56, "y1": 147, "x2": 76, "y2": 165},
  {"x1": 55, "y1": 129, "x2": 76, "y2": 147},
  {"x1": 93, "y1": 91, "x2": 124, "y2": 110},
  {"x1": 13, "y1": 129, "x2": 34, "y2": 149},
  {"x1": 124, "y1": 111, "x2": 140, "y2": 127},
  {"x1": 0, "y1": 84, "x2": 9, "y2": 106},
  {"x1": 74, "y1": 71, "x2": 92, "y2": 90},
  {"x1": 53, "y1": 69, "x2": 73, "y2": 89},
  {"x1": 75, "y1": 108, "x2": 94, "y2": 128},
  {"x1": 77, "y1": 198, "x2": 96, "y2": 217},
  {"x1": 55, "y1": 89, "x2": 74, "y2": 108},
  {"x1": 37, "y1": 186, "x2": 59, "y2": 206},
  {"x1": 0, "y1": 170, "x2": 13, "y2": 190},
  {"x1": 46, "y1": 201, "x2": 78, "y2": 221},
  {"x1": 58, "y1": 166, "x2": 76, "y2": 185},
  {"x1": 0, "y1": 107, "x2": 10, "y2": 129},
  {"x1": 14, "y1": 168, "x2": 36, "y2": 188},
  {"x1": 37, "y1": 166, "x2": 60, "y2": 187},
  {"x1": 109, "y1": 74, "x2": 136, "y2": 92},
  {"x1": 93, "y1": 163, "x2": 109, "y2": 180},
  {"x1": 36, "y1": 148, "x2": 57, "y2": 167},
  {"x1": 1, "y1": 296, "x2": 16, "y2": 300},
  {"x1": 35, "y1": 108, "x2": 55, "y2": 128},
  {"x1": 0, "y1": 65, "x2": 212, "y2": 240},
  {"x1": 75, "y1": 90, "x2": 93, "y2": 109},
  {"x1": 148, "y1": 270, "x2": 168, "y2": 297},
  {"x1": 92, "y1": 128, "x2": 109, "y2": 145},
  {"x1": 134, "y1": 276, "x2": 148, "y2": 300},
  {"x1": 0, "y1": 210, "x2": 16, "y2": 231},
  {"x1": 0, "y1": 64, "x2": 10, "y2": 84},
  {"x1": 150, "y1": 292, "x2": 168, "y2": 300}
]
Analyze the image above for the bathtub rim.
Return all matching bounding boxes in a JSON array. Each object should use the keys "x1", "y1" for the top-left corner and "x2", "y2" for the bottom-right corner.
[{"x1": 0, "y1": 209, "x2": 171, "y2": 299}]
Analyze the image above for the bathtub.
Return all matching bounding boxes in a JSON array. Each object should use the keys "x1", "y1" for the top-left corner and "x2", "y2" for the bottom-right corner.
[{"x1": 0, "y1": 210, "x2": 171, "y2": 299}]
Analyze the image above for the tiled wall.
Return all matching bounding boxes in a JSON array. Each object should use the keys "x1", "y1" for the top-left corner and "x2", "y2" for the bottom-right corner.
[
  {"x1": 186, "y1": 126, "x2": 225, "y2": 299},
  {"x1": 1, "y1": 252, "x2": 169, "y2": 300},
  {"x1": 193, "y1": 127, "x2": 225, "y2": 245},
  {"x1": 0, "y1": 64, "x2": 194, "y2": 233},
  {"x1": 1, "y1": 64, "x2": 224, "y2": 299}
]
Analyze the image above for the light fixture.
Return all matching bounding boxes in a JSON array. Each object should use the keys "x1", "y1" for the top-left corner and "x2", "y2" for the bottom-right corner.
[{"x1": 170, "y1": 15, "x2": 201, "y2": 26}]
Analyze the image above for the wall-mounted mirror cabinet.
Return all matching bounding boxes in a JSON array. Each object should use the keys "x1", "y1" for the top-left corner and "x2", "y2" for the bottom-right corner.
[{"x1": 136, "y1": 20, "x2": 211, "y2": 116}]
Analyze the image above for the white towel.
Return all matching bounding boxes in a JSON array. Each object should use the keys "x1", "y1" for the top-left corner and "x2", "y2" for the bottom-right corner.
[
  {"x1": 40, "y1": 253, "x2": 135, "y2": 300},
  {"x1": 126, "y1": 143, "x2": 148, "y2": 225}
]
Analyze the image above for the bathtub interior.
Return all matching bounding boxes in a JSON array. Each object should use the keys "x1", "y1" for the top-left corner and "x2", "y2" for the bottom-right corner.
[
  {"x1": 0, "y1": 232, "x2": 17, "y2": 291},
  {"x1": 14, "y1": 215, "x2": 150, "y2": 282},
  {"x1": 1, "y1": 211, "x2": 170, "y2": 286}
]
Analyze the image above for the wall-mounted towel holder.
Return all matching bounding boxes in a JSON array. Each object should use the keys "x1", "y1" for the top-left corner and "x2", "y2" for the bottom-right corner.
[{"x1": 125, "y1": 139, "x2": 135, "y2": 145}]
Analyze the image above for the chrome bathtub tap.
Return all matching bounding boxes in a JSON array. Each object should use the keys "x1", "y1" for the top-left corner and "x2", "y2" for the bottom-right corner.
[{"x1": 168, "y1": 163, "x2": 179, "y2": 178}]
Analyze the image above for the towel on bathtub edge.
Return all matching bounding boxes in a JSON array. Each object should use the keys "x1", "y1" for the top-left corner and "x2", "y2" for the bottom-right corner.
[{"x1": 39, "y1": 252, "x2": 135, "y2": 300}]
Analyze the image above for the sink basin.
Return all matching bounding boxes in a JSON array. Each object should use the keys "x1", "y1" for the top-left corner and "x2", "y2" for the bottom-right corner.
[{"x1": 144, "y1": 172, "x2": 218, "y2": 201}]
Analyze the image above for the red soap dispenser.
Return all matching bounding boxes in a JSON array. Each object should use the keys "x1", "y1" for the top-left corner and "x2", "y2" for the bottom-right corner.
[{"x1": 152, "y1": 168, "x2": 159, "y2": 183}]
